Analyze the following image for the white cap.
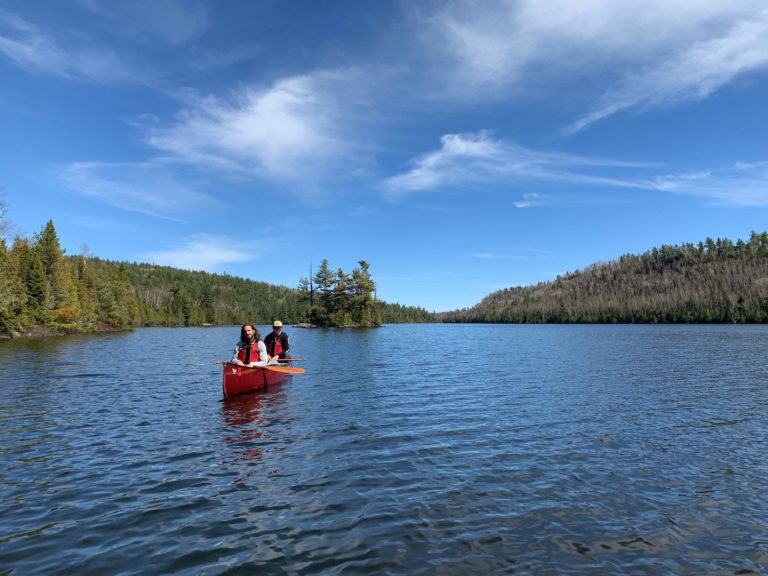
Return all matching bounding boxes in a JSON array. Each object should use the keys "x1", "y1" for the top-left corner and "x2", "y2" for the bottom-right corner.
[{"x1": 273, "y1": 320, "x2": 283, "y2": 327}]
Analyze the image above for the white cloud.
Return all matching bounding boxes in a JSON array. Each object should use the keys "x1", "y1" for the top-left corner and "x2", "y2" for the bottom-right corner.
[
  {"x1": 148, "y1": 72, "x2": 361, "y2": 185},
  {"x1": 568, "y1": 14, "x2": 768, "y2": 133},
  {"x1": 384, "y1": 132, "x2": 646, "y2": 196},
  {"x1": 388, "y1": 134, "x2": 768, "y2": 206},
  {"x1": 652, "y1": 162, "x2": 768, "y2": 206},
  {"x1": 384, "y1": 132, "x2": 504, "y2": 193},
  {"x1": 0, "y1": 8, "x2": 138, "y2": 82},
  {"x1": 140, "y1": 234, "x2": 255, "y2": 271},
  {"x1": 428, "y1": 0, "x2": 768, "y2": 129},
  {"x1": 60, "y1": 161, "x2": 219, "y2": 219}
]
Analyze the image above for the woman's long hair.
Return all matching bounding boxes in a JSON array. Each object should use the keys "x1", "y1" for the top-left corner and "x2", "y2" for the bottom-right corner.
[{"x1": 240, "y1": 324, "x2": 261, "y2": 343}]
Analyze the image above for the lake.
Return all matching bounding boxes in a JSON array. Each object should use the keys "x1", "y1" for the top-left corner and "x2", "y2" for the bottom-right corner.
[{"x1": 1, "y1": 324, "x2": 767, "y2": 574}]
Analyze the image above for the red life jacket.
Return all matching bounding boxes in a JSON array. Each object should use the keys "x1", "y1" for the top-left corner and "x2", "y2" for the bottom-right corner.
[
  {"x1": 266, "y1": 332, "x2": 288, "y2": 356},
  {"x1": 272, "y1": 335, "x2": 283, "y2": 356},
  {"x1": 237, "y1": 341, "x2": 261, "y2": 364}
]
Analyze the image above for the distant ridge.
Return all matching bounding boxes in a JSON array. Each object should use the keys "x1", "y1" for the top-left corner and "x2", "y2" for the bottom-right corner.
[
  {"x1": 121, "y1": 258, "x2": 434, "y2": 328},
  {"x1": 438, "y1": 232, "x2": 768, "y2": 324}
]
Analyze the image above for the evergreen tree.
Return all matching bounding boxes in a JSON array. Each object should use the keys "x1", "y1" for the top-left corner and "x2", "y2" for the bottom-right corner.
[
  {"x1": 333, "y1": 268, "x2": 350, "y2": 321},
  {"x1": 200, "y1": 285, "x2": 218, "y2": 324},
  {"x1": 313, "y1": 259, "x2": 335, "y2": 312},
  {"x1": 0, "y1": 238, "x2": 26, "y2": 333},
  {"x1": 34, "y1": 220, "x2": 79, "y2": 319},
  {"x1": 13, "y1": 238, "x2": 48, "y2": 321},
  {"x1": 73, "y1": 255, "x2": 97, "y2": 329},
  {"x1": 350, "y1": 260, "x2": 379, "y2": 326},
  {"x1": 350, "y1": 260, "x2": 375, "y2": 297},
  {"x1": 297, "y1": 276, "x2": 312, "y2": 309},
  {"x1": 35, "y1": 220, "x2": 61, "y2": 278}
]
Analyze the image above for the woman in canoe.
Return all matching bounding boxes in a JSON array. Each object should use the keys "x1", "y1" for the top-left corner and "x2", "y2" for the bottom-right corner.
[{"x1": 231, "y1": 324, "x2": 270, "y2": 366}]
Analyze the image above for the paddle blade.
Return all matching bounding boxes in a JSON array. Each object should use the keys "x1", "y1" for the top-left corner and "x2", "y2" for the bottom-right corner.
[{"x1": 265, "y1": 365, "x2": 305, "y2": 375}]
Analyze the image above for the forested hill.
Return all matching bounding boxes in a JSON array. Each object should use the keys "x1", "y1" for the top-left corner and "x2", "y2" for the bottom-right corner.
[
  {"x1": 122, "y1": 260, "x2": 434, "y2": 327},
  {"x1": 122, "y1": 261, "x2": 302, "y2": 327},
  {"x1": 0, "y1": 220, "x2": 434, "y2": 338},
  {"x1": 439, "y1": 232, "x2": 768, "y2": 324}
]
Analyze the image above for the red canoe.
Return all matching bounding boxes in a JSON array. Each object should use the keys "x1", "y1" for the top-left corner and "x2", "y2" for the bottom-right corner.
[{"x1": 222, "y1": 363, "x2": 292, "y2": 399}]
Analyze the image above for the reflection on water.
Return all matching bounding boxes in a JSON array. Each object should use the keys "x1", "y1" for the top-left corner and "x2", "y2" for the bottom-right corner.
[
  {"x1": 221, "y1": 387, "x2": 288, "y2": 481},
  {"x1": 1, "y1": 324, "x2": 768, "y2": 574}
]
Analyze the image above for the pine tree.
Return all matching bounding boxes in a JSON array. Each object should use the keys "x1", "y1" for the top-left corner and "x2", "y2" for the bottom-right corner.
[
  {"x1": 0, "y1": 238, "x2": 25, "y2": 333},
  {"x1": 73, "y1": 255, "x2": 97, "y2": 329},
  {"x1": 297, "y1": 276, "x2": 312, "y2": 305},
  {"x1": 12, "y1": 237, "x2": 48, "y2": 321},
  {"x1": 350, "y1": 260, "x2": 379, "y2": 326},
  {"x1": 333, "y1": 268, "x2": 350, "y2": 322},
  {"x1": 34, "y1": 220, "x2": 79, "y2": 321},
  {"x1": 35, "y1": 220, "x2": 61, "y2": 278},
  {"x1": 313, "y1": 259, "x2": 335, "y2": 321}
]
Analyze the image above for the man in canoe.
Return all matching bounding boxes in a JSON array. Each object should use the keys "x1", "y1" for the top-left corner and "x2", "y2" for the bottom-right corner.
[
  {"x1": 231, "y1": 324, "x2": 270, "y2": 366},
  {"x1": 265, "y1": 320, "x2": 291, "y2": 361}
]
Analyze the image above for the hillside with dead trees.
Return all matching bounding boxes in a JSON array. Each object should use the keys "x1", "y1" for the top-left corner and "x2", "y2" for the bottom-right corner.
[{"x1": 439, "y1": 232, "x2": 768, "y2": 323}]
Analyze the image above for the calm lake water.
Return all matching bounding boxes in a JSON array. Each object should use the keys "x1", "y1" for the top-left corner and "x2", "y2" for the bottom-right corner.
[{"x1": 1, "y1": 324, "x2": 767, "y2": 575}]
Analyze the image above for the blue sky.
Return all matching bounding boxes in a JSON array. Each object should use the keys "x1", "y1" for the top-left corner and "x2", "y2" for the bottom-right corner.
[{"x1": 2, "y1": 1, "x2": 768, "y2": 311}]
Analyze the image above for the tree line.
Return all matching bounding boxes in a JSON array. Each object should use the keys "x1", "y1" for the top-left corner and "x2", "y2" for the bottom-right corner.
[
  {"x1": 0, "y1": 220, "x2": 139, "y2": 336},
  {"x1": 439, "y1": 232, "x2": 768, "y2": 323},
  {"x1": 12, "y1": 217, "x2": 765, "y2": 333},
  {"x1": 0, "y1": 218, "x2": 434, "y2": 338}
]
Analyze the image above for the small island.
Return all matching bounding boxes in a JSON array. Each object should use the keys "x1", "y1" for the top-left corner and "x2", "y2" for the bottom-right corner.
[{"x1": 295, "y1": 259, "x2": 382, "y2": 328}]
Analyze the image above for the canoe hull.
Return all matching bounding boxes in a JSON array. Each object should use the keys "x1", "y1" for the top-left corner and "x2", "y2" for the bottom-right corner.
[{"x1": 222, "y1": 363, "x2": 291, "y2": 399}]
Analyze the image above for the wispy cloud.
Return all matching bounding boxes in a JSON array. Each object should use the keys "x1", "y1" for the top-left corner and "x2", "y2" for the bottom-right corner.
[
  {"x1": 60, "y1": 161, "x2": 219, "y2": 219},
  {"x1": 652, "y1": 162, "x2": 768, "y2": 206},
  {"x1": 77, "y1": 0, "x2": 209, "y2": 45},
  {"x1": 384, "y1": 132, "x2": 646, "y2": 196},
  {"x1": 514, "y1": 192, "x2": 549, "y2": 208},
  {"x1": 470, "y1": 252, "x2": 502, "y2": 259},
  {"x1": 140, "y1": 234, "x2": 256, "y2": 271},
  {"x1": 512, "y1": 190, "x2": 636, "y2": 208},
  {"x1": 0, "y1": 8, "x2": 138, "y2": 82},
  {"x1": 387, "y1": 133, "x2": 768, "y2": 206},
  {"x1": 147, "y1": 72, "x2": 366, "y2": 188},
  {"x1": 427, "y1": 1, "x2": 768, "y2": 129},
  {"x1": 568, "y1": 14, "x2": 768, "y2": 133},
  {"x1": 469, "y1": 246, "x2": 550, "y2": 259}
]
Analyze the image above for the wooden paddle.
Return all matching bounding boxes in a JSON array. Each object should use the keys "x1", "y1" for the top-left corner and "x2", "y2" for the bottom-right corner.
[
  {"x1": 216, "y1": 358, "x2": 304, "y2": 363},
  {"x1": 214, "y1": 359, "x2": 305, "y2": 374},
  {"x1": 265, "y1": 365, "x2": 305, "y2": 374}
]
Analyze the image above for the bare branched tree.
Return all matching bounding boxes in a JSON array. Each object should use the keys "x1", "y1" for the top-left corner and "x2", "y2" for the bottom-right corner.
[{"x1": 0, "y1": 189, "x2": 12, "y2": 239}]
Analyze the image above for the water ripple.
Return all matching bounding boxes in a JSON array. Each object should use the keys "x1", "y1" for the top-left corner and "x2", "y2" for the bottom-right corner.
[{"x1": 1, "y1": 325, "x2": 768, "y2": 574}]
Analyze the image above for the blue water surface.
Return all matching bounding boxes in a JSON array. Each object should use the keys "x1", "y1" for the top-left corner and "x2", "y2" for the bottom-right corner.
[{"x1": 1, "y1": 324, "x2": 767, "y2": 574}]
